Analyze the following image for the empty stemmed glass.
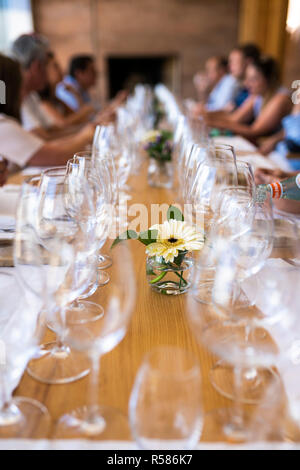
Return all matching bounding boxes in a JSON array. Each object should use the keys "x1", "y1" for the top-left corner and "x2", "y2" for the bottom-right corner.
[
  {"x1": 129, "y1": 347, "x2": 203, "y2": 450},
  {"x1": 24, "y1": 168, "x2": 98, "y2": 384},
  {"x1": 0, "y1": 269, "x2": 50, "y2": 438},
  {"x1": 74, "y1": 151, "x2": 114, "y2": 278},
  {"x1": 55, "y1": 243, "x2": 136, "y2": 439}
]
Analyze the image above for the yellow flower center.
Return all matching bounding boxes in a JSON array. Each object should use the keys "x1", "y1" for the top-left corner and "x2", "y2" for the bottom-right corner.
[{"x1": 162, "y1": 238, "x2": 184, "y2": 248}]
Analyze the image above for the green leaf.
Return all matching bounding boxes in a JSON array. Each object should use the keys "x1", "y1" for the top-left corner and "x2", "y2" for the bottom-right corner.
[
  {"x1": 138, "y1": 229, "x2": 158, "y2": 246},
  {"x1": 167, "y1": 205, "x2": 184, "y2": 222},
  {"x1": 111, "y1": 230, "x2": 138, "y2": 249}
]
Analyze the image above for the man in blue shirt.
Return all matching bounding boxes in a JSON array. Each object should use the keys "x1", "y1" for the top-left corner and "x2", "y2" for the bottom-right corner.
[{"x1": 56, "y1": 55, "x2": 98, "y2": 111}]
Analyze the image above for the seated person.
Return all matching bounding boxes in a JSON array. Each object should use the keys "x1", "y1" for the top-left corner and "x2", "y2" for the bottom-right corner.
[
  {"x1": 204, "y1": 56, "x2": 292, "y2": 144},
  {"x1": 39, "y1": 51, "x2": 95, "y2": 128},
  {"x1": 56, "y1": 55, "x2": 97, "y2": 112},
  {"x1": 0, "y1": 54, "x2": 97, "y2": 169},
  {"x1": 227, "y1": 43, "x2": 261, "y2": 110},
  {"x1": 193, "y1": 56, "x2": 240, "y2": 112},
  {"x1": 255, "y1": 168, "x2": 300, "y2": 215},
  {"x1": 12, "y1": 34, "x2": 55, "y2": 136},
  {"x1": 259, "y1": 103, "x2": 300, "y2": 171},
  {"x1": 0, "y1": 157, "x2": 8, "y2": 187}
]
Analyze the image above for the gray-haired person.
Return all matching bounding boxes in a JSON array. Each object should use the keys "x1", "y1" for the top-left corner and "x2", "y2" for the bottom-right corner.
[{"x1": 11, "y1": 34, "x2": 55, "y2": 136}]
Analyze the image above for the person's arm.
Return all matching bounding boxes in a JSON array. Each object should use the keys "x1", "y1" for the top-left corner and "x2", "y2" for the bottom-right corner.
[
  {"x1": 40, "y1": 101, "x2": 95, "y2": 128},
  {"x1": 258, "y1": 129, "x2": 286, "y2": 155},
  {"x1": 27, "y1": 122, "x2": 96, "y2": 167},
  {"x1": 205, "y1": 94, "x2": 292, "y2": 140},
  {"x1": 198, "y1": 96, "x2": 255, "y2": 122},
  {"x1": 30, "y1": 124, "x2": 83, "y2": 141},
  {"x1": 0, "y1": 157, "x2": 8, "y2": 186},
  {"x1": 254, "y1": 168, "x2": 297, "y2": 185}
]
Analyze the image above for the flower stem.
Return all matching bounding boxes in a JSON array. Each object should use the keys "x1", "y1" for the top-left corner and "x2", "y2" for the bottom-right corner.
[
  {"x1": 150, "y1": 271, "x2": 167, "y2": 284},
  {"x1": 174, "y1": 271, "x2": 188, "y2": 286}
]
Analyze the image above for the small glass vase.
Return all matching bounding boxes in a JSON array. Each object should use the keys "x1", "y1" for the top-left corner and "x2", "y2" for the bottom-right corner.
[
  {"x1": 147, "y1": 159, "x2": 173, "y2": 189},
  {"x1": 146, "y1": 252, "x2": 193, "y2": 295}
]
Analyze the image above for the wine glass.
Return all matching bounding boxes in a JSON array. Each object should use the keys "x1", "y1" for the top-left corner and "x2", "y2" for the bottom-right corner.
[
  {"x1": 73, "y1": 151, "x2": 113, "y2": 278},
  {"x1": 55, "y1": 243, "x2": 136, "y2": 439},
  {"x1": 129, "y1": 346, "x2": 203, "y2": 450},
  {"x1": 0, "y1": 269, "x2": 50, "y2": 438},
  {"x1": 63, "y1": 156, "x2": 111, "y2": 326},
  {"x1": 189, "y1": 146, "x2": 239, "y2": 237},
  {"x1": 186, "y1": 202, "x2": 297, "y2": 441},
  {"x1": 204, "y1": 187, "x2": 276, "y2": 404},
  {"x1": 25, "y1": 168, "x2": 98, "y2": 384}
]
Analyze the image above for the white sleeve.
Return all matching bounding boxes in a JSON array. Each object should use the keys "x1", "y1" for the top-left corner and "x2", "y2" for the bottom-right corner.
[
  {"x1": 21, "y1": 102, "x2": 42, "y2": 131},
  {"x1": 0, "y1": 118, "x2": 44, "y2": 167}
]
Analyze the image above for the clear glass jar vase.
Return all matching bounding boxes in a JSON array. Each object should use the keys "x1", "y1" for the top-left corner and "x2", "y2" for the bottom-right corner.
[
  {"x1": 146, "y1": 251, "x2": 193, "y2": 295},
  {"x1": 147, "y1": 159, "x2": 173, "y2": 189}
]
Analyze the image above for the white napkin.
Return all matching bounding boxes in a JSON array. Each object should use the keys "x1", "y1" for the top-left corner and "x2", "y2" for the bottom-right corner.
[
  {"x1": 237, "y1": 153, "x2": 276, "y2": 171},
  {"x1": 0, "y1": 186, "x2": 20, "y2": 218},
  {"x1": 0, "y1": 268, "x2": 42, "y2": 403},
  {"x1": 213, "y1": 136, "x2": 257, "y2": 153}
]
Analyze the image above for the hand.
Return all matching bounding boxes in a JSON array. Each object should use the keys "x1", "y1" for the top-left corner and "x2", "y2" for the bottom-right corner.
[
  {"x1": 258, "y1": 137, "x2": 278, "y2": 156},
  {"x1": 93, "y1": 108, "x2": 116, "y2": 125},
  {"x1": 79, "y1": 122, "x2": 97, "y2": 143},
  {"x1": 113, "y1": 89, "x2": 129, "y2": 105},
  {"x1": 254, "y1": 168, "x2": 292, "y2": 185},
  {"x1": 193, "y1": 72, "x2": 210, "y2": 94},
  {"x1": 191, "y1": 102, "x2": 206, "y2": 118},
  {"x1": 0, "y1": 157, "x2": 8, "y2": 187}
]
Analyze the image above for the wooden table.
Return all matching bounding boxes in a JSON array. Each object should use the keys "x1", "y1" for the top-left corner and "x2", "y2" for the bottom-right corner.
[{"x1": 5, "y1": 164, "x2": 296, "y2": 444}]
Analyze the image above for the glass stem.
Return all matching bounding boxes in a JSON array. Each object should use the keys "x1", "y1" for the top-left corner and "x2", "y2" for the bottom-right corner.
[
  {"x1": 244, "y1": 325, "x2": 258, "y2": 382},
  {"x1": 233, "y1": 365, "x2": 244, "y2": 430},
  {"x1": 88, "y1": 351, "x2": 101, "y2": 419},
  {"x1": 0, "y1": 366, "x2": 21, "y2": 426},
  {"x1": 0, "y1": 366, "x2": 9, "y2": 411},
  {"x1": 56, "y1": 307, "x2": 66, "y2": 350}
]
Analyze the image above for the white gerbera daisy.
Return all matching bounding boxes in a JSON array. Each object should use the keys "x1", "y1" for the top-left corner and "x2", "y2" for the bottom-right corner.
[{"x1": 146, "y1": 219, "x2": 204, "y2": 263}]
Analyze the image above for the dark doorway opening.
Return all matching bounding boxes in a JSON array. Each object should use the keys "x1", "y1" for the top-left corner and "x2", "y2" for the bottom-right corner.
[{"x1": 107, "y1": 55, "x2": 179, "y2": 98}]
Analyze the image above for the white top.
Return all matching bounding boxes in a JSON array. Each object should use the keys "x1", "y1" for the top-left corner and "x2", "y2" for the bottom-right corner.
[
  {"x1": 0, "y1": 114, "x2": 44, "y2": 168},
  {"x1": 206, "y1": 74, "x2": 240, "y2": 111},
  {"x1": 21, "y1": 92, "x2": 55, "y2": 131}
]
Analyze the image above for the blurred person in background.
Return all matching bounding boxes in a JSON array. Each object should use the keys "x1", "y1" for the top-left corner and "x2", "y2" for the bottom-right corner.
[
  {"x1": 193, "y1": 55, "x2": 240, "y2": 112},
  {"x1": 40, "y1": 51, "x2": 127, "y2": 129},
  {"x1": 56, "y1": 54, "x2": 98, "y2": 112},
  {"x1": 227, "y1": 43, "x2": 261, "y2": 110},
  {"x1": 0, "y1": 54, "x2": 96, "y2": 169},
  {"x1": 258, "y1": 103, "x2": 300, "y2": 171},
  {"x1": 11, "y1": 34, "x2": 56, "y2": 138},
  {"x1": 204, "y1": 56, "x2": 292, "y2": 144},
  {"x1": 39, "y1": 51, "x2": 95, "y2": 128}
]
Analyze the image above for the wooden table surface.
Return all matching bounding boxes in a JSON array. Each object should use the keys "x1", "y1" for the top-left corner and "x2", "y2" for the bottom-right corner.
[{"x1": 5, "y1": 163, "x2": 296, "y2": 443}]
